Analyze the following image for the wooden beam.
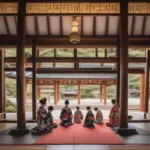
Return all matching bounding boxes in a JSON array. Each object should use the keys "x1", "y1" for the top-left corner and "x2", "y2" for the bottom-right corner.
[
  {"x1": 0, "y1": 0, "x2": 149, "y2": 3},
  {"x1": 119, "y1": 0, "x2": 128, "y2": 128},
  {"x1": 1, "y1": 35, "x2": 150, "y2": 47},
  {"x1": 105, "y1": 16, "x2": 109, "y2": 35},
  {"x1": 0, "y1": 50, "x2": 4, "y2": 113},
  {"x1": 35, "y1": 16, "x2": 39, "y2": 35},
  {"x1": 141, "y1": 16, "x2": 147, "y2": 35},
  {"x1": 4, "y1": 56, "x2": 146, "y2": 63},
  {"x1": 60, "y1": 16, "x2": 63, "y2": 36},
  {"x1": 4, "y1": 67, "x2": 144, "y2": 74},
  {"x1": 140, "y1": 74, "x2": 145, "y2": 111},
  {"x1": 16, "y1": 0, "x2": 26, "y2": 130},
  {"x1": 32, "y1": 40, "x2": 37, "y2": 120},
  {"x1": 47, "y1": 16, "x2": 51, "y2": 35},
  {"x1": 93, "y1": 16, "x2": 96, "y2": 36},
  {"x1": 3, "y1": 16, "x2": 10, "y2": 35},
  {"x1": 131, "y1": 16, "x2": 136, "y2": 35}
]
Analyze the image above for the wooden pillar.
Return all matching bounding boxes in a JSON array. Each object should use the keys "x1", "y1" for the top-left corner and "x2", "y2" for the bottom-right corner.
[
  {"x1": 116, "y1": 43, "x2": 120, "y2": 105},
  {"x1": 100, "y1": 84, "x2": 103, "y2": 102},
  {"x1": 78, "y1": 83, "x2": 80, "y2": 105},
  {"x1": 54, "y1": 82, "x2": 57, "y2": 105},
  {"x1": 0, "y1": 50, "x2": 4, "y2": 114},
  {"x1": 37, "y1": 87, "x2": 41, "y2": 99},
  {"x1": 144, "y1": 50, "x2": 150, "y2": 117},
  {"x1": 119, "y1": 0, "x2": 128, "y2": 128},
  {"x1": 74, "y1": 48, "x2": 78, "y2": 69},
  {"x1": 95, "y1": 48, "x2": 98, "y2": 57},
  {"x1": 140, "y1": 74, "x2": 145, "y2": 112},
  {"x1": 24, "y1": 80, "x2": 27, "y2": 104},
  {"x1": 104, "y1": 49, "x2": 107, "y2": 58},
  {"x1": 32, "y1": 40, "x2": 37, "y2": 120},
  {"x1": 16, "y1": 0, "x2": 26, "y2": 129},
  {"x1": 36, "y1": 49, "x2": 40, "y2": 68},
  {"x1": 104, "y1": 85, "x2": 107, "y2": 105},
  {"x1": 57, "y1": 83, "x2": 59, "y2": 102},
  {"x1": 53, "y1": 49, "x2": 56, "y2": 68}
]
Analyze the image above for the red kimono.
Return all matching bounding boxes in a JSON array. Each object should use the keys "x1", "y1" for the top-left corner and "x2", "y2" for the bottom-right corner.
[{"x1": 109, "y1": 104, "x2": 119, "y2": 127}]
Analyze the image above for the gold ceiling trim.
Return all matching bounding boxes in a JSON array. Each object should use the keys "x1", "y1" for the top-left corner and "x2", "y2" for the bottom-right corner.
[{"x1": 0, "y1": 2, "x2": 150, "y2": 14}]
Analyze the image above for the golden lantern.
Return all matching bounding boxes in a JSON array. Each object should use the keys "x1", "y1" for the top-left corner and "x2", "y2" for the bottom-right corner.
[{"x1": 69, "y1": 17, "x2": 80, "y2": 44}]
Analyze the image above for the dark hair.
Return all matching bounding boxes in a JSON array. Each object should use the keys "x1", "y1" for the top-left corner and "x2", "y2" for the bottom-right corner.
[
  {"x1": 43, "y1": 98, "x2": 47, "y2": 101},
  {"x1": 94, "y1": 107, "x2": 98, "y2": 111},
  {"x1": 111, "y1": 99, "x2": 116, "y2": 104},
  {"x1": 76, "y1": 106, "x2": 80, "y2": 110},
  {"x1": 65, "y1": 100, "x2": 69, "y2": 105},
  {"x1": 86, "y1": 106, "x2": 91, "y2": 110},
  {"x1": 48, "y1": 106, "x2": 54, "y2": 111},
  {"x1": 39, "y1": 98, "x2": 47, "y2": 105}
]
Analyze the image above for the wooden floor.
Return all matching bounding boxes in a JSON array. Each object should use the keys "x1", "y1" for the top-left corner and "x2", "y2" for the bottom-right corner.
[{"x1": 0, "y1": 145, "x2": 150, "y2": 150}]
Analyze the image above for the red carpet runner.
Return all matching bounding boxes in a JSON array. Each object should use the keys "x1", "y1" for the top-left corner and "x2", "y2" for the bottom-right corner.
[{"x1": 34, "y1": 121, "x2": 123, "y2": 144}]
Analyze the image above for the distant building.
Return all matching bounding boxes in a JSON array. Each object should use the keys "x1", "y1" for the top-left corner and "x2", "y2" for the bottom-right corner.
[
  {"x1": 91, "y1": 90, "x2": 100, "y2": 99},
  {"x1": 62, "y1": 90, "x2": 77, "y2": 100}
]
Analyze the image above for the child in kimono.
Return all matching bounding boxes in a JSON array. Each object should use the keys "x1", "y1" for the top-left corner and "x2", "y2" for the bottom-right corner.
[
  {"x1": 106, "y1": 99, "x2": 119, "y2": 127},
  {"x1": 31, "y1": 98, "x2": 50, "y2": 135},
  {"x1": 74, "y1": 106, "x2": 83, "y2": 123},
  {"x1": 47, "y1": 106, "x2": 58, "y2": 132},
  {"x1": 83, "y1": 106, "x2": 95, "y2": 128},
  {"x1": 94, "y1": 107, "x2": 103, "y2": 124},
  {"x1": 60, "y1": 100, "x2": 73, "y2": 126}
]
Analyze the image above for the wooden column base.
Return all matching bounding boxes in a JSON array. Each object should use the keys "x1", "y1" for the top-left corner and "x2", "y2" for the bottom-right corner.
[
  {"x1": 9, "y1": 128, "x2": 29, "y2": 136},
  {"x1": 114, "y1": 126, "x2": 137, "y2": 136}
]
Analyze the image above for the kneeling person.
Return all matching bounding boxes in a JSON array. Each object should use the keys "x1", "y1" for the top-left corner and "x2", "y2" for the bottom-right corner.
[
  {"x1": 74, "y1": 106, "x2": 83, "y2": 123},
  {"x1": 60, "y1": 100, "x2": 73, "y2": 126},
  {"x1": 31, "y1": 98, "x2": 50, "y2": 135},
  {"x1": 94, "y1": 107, "x2": 103, "y2": 124},
  {"x1": 83, "y1": 106, "x2": 95, "y2": 128},
  {"x1": 47, "y1": 106, "x2": 58, "y2": 131}
]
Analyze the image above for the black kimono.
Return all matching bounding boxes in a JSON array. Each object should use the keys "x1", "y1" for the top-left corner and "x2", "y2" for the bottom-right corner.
[
  {"x1": 83, "y1": 111, "x2": 95, "y2": 128},
  {"x1": 60, "y1": 107, "x2": 73, "y2": 126}
]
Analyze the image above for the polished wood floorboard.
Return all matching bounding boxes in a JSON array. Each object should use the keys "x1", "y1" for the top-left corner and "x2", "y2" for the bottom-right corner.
[
  {"x1": 0, "y1": 146, "x2": 46, "y2": 150},
  {"x1": 110, "y1": 145, "x2": 150, "y2": 150}
]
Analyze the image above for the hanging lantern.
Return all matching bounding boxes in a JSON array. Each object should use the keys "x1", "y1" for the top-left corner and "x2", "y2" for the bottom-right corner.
[{"x1": 69, "y1": 17, "x2": 80, "y2": 44}]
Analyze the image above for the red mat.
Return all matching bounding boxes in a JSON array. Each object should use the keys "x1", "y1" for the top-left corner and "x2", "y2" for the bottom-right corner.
[{"x1": 34, "y1": 120, "x2": 124, "y2": 145}]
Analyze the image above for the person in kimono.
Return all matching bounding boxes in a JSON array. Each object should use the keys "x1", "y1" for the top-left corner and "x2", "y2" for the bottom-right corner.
[
  {"x1": 47, "y1": 106, "x2": 58, "y2": 131},
  {"x1": 106, "y1": 99, "x2": 119, "y2": 127},
  {"x1": 74, "y1": 106, "x2": 83, "y2": 123},
  {"x1": 31, "y1": 98, "x2": 50, "y2": 135},
  {"x1": 83, "y1": 106, "x2": 95, "y2": 128},
  {"x1": 94, "y1": 107, "x2": 104, "y2": 124},
  {"x1": 60, "y1": 100, "x2": 73, "y2": 126}
]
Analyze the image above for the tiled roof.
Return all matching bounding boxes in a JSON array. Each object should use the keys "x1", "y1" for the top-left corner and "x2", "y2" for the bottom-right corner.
[{"x1": 5, "y1": 72, "x2": 117, "y2": 79}]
